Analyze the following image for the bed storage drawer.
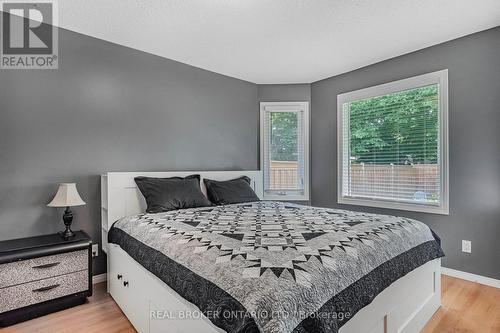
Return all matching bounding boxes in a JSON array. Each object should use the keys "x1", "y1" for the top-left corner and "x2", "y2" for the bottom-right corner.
[
  {"x1": 108, "y1": 244, "x2": 149, "y2": 333},
  {"x1": 0, "y1": 270, "x2": 89, "y2": 313},
  {"x1": 339, "y1": 259, "x2": 441, "y2": 333},
  {"x1": 0, "y1": 250, "x2": 88, "y2": 288}
]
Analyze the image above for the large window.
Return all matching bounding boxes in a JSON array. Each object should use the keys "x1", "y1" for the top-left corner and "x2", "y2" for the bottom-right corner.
[
  {"x1": 337, "y1": 70, "x2": 448, "y2": 214},
  {"x1": 260, "y1": 102, "x2": 309, "y2": 200}
]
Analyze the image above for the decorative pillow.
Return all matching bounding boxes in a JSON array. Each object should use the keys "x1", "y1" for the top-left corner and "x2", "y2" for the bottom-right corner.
[
  {"x1": 134, "y1": 175, "x2": 211, "y2": 213},
  {"x1": 203, "y1": 176, "x2": 260, "y2": 205}
]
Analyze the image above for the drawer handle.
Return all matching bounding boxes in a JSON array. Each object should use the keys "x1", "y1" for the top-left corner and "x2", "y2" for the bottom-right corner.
[
  {"x1": 117, "y1": 274, "x2": 122, "y2": 280},
  {"x1": 32, "y1": 284, "x2": 60, "y2": 292},
  {"x1": 32, "y1": 262, "x2": 60, "y2": 269},
  {"x1": 123, "y1": 281, "x2": 129, "y2": 287}
]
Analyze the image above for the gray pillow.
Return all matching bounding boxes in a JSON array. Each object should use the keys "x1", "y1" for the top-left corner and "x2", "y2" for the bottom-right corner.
[
  {"x1": 135, "y1": 175, "x2": 211, "y2": 213},
  {"x1": 203, "y1": 176, "x2": 260, "y2": 205}
]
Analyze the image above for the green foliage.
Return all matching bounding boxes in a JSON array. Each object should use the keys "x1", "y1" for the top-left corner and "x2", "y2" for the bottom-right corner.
[
  {"x1": 348, "y1": 85, "x2": 439, "y2": 165},
  {"x1": 271, "y1": 112, "x2": 298, "y2": 161}
]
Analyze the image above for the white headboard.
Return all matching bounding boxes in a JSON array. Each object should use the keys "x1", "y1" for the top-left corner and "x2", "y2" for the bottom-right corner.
[{"x1": 100, "y1": 170, "x2": 262, "y2": 253}]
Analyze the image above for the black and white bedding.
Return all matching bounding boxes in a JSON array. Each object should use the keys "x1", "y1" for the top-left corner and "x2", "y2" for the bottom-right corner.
[{"x1": 108, "y1": 201, "x2": 444, "y2": 333}]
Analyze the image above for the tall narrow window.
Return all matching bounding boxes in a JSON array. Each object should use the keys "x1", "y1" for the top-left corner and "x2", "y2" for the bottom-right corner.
[
  {"x1": 338, "y1": 70, "x2": 449, "y2": 214},
  {"x1": 260, "y1": 102, "x2": 309, "y2": 200}
]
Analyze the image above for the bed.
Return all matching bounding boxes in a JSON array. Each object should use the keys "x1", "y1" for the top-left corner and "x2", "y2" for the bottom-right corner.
[{"x1": 101, "y1": 171, "x2": 443, "y2": 333}]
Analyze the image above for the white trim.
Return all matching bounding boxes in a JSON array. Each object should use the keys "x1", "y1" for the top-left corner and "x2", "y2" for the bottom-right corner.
[
  {"x1": 442, "y1": 267, "x2": 500, "y2": 289},
  {"x1": 337, "y1": 69, "x2": 449, "y2": 215},
  {"x1": 92, "y1": 273, "x2": 107, "y2": 284},
  {"x1": 260, "y1": 101, "x2": 310, "y2": 201},
  {"x1": 337, "y1": 197, "x2": 447, "y2": 215}
]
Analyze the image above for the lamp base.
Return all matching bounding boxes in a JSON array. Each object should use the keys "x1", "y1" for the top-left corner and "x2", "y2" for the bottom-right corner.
[
  {"x1": 60, "y1": 207, "x2": 76, "y2": 240},
  {"x1": 59, "y1": 230, "x2": 76, "y2": 239}
]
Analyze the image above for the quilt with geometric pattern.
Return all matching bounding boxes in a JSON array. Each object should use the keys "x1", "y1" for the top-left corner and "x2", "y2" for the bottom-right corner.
[{"x1": 109, "y1": 201, "x2": 444, "y2": 333}]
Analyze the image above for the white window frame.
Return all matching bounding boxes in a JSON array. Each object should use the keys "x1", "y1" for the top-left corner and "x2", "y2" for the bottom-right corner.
[
  {"x1": 337, "y1": 69, "x2": 449, "y2": 215},
  {"x1": 260, "y1": 102, "x2": 310, "y2": 201}
]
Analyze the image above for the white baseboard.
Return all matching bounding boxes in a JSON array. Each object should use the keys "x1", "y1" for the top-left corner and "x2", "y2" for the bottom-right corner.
[
  {"x1": 92, "y1": 273, "x2": 107, "y2": 284},
  {"x1": 442, "y1": 267, "x2": 500, "y2": 289}
]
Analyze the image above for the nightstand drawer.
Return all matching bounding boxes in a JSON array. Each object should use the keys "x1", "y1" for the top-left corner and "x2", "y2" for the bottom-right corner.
[
  {"x1": 0, "y1": 270, "x2": 88, "y2": 313},
  {"x1": 0, "y1": 250, "x2": 88, "y2": 288}
]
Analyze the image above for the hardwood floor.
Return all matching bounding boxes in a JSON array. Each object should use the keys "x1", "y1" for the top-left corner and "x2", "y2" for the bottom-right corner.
[
  {"x1": 3, "y1": 275, "x2": 499, "y2": 332},
  {"x1": 422, "y1": 275, "x2": 500, "y2": 333},
  {"x1": 2, "y1": 283, "x2": 134, "y2": 333}
]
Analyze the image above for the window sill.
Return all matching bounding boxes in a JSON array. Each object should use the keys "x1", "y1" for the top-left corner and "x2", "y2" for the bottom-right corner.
[
  {"x1": 338, "y1": 196, "x2": 449, "y2": 215},
  {"x1": 263, "y1": 194, "x2": 310, "y2": 201}
]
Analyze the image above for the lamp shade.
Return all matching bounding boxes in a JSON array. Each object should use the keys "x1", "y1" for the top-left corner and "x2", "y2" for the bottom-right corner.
[{"x1": 47, "y1": 183, "x2": 86, "y2": 207}]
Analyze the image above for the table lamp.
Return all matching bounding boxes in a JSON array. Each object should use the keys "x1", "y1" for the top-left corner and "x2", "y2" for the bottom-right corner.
[{"x1": 47, "y1": 183, "x2": 86, "y2": 239}]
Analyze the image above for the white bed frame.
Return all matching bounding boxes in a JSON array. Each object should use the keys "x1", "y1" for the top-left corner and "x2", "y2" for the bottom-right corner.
[{"x1": 101, "y1": 171, "x2": 441, "y2": 333}]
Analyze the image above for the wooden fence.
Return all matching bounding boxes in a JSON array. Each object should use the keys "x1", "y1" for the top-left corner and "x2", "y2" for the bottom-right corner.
[
  {"x1": 270, "y1": 161, "x2": 299, "y2": 190},
  {"x1": 348, "y1": 164, "x2": 439, "y2": 200},
  {"x1": 269, "y1": 162, "x2": 439, "y2": 201}
]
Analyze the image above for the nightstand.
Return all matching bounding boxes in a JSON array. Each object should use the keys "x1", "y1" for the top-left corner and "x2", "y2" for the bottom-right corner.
[{"x1": 0, "y1": 231, "x2": 92, "y2": 326}]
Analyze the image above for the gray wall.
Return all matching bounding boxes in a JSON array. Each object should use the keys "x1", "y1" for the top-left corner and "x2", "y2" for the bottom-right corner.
[
  {"x1": 311, "y1": 26, "x2": 500, "y2": 279},
  {"x1": 258, "y1": 84, "x2": 311, "y2": 103},
  {"x1": 0, "y1": 28, "x2": 258, "y2": 274}
]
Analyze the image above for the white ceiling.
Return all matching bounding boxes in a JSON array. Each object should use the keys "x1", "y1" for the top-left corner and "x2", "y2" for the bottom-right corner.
[{"x1": 58, "y1": 0, "x2": 500, "y2": 84}]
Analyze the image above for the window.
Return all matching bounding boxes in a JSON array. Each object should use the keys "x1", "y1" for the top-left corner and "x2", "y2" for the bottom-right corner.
[
  {"x1": 337, "y1": 70, "x2": 449, "y2": 214},
  {"x1": 260, "y1": 102, "x2": 309, "y2": 200}
]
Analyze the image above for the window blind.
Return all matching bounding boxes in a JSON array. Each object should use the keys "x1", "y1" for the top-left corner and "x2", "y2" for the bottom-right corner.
[
  {"x1": 262, "y1": 110, "x2": 305, "y2": 195},
  {"x1": 341, "y1": 84, "x2": 441, "y2": 206}
]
